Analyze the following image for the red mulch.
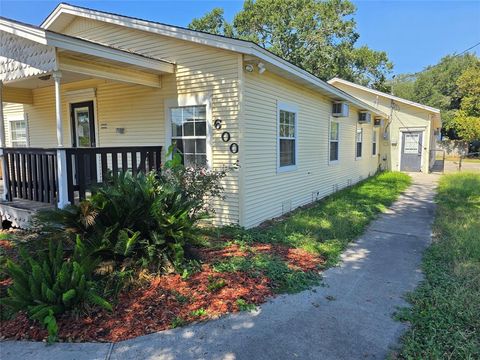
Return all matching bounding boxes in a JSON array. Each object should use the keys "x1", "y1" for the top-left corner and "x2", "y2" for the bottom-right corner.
[{"x1": 0, "y1": 243, "x2": 323, "y2": 343}]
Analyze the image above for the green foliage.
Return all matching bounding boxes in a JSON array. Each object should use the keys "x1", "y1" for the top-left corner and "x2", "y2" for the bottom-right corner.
[
  {"x1": 0, "y1": 237, "x2": 111, "y2": 342},
  {"x1": 170, "y1": 316, "x2": 186, "y2": 328},
  {"x1": 392, "y1": 53, "x2": 480, "y2": 141},
  {"x1": 396, "y1": 173, "x2": 480, "y2": 359},
  {"x1": 206, "y1": 276, "x2": 227, "y2": 292},
  {"x1": 214, "y1": 253, "x2": 320, "y2": 293},
  {"x1": 189, "y1": 0, "x2": 392, "y2": 89},
  {"x1": 190, "y1": 308, "x2": 207, "y2": 317},
  {"x1": 236, "y1": 298, "x2": 257, "y2": 312},
  {"x1": 209, "y1": 171, "x2": 411, "y2": 266},
  {"x1": 35, "y1": 146, "x2": 229, "y2": 271}
]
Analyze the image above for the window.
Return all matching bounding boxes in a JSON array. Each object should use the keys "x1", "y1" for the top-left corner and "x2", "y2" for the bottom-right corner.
[
  {"x1": 10, "y1": 119, "x2": 28, "y2": 147},
  {"x1": 278, "y1": 105, "x2": 297, "y2": 170},
  {"x1": 356, "y1": 127, "x2": 363, "y2": 159},
  {"x1": 330, "y1": 121, "x2": 339, "y2": 162},
  {"x1": 372, "y1": 129, "x2": 377, "y2": 156},
  {"x1": 170, "y1": 105, "x2": 207, "y2": 167}
]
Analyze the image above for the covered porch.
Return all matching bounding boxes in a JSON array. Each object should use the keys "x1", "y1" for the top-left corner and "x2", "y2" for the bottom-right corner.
[{"x1": 0, "y1": 18, "x2": 172, "y2": 225}]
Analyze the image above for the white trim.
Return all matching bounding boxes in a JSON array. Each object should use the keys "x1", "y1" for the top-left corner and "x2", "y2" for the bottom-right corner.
[
  {"x1": 355, "y1": 126, "x2": 363, "y2": 160},
  {"x1": 277, "y1": 101, "x2": 298, "y2": 173},
  {"x1": 66, "y1": 89, "x2": 99, "y2": 148},
  {"x1": 372, "y1": 128, "x2": 377, "y2": 157},
  {"x1": 328, "y1": 77, "x2": 441, "y2": 114},
  {"x1": 39, "y1": 4, "x2": 386, "y2": 117},
  {"x1": 328, "y1": 118, "x2": 340, "y2": 165},
  {"x1": 164, "y1": 93, "x2": 213, "y2": 169},
  {"x1": 8, "y1": 114, "x2": 30, "y2": 147}
]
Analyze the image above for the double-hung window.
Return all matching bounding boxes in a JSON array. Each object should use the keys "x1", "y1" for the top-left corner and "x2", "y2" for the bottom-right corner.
[
  {"x1": 356, "y1": 127, "x2": 363, "y2": 159},
  {"x1": 10, "y1": 119, "x2": 28, "y2": 147},
  {"x1": 170, "y1": 105, "x2": 207, "y2": 167},
  {"x1": 329, "y1": 121, "x2": 339, "y2": 162},
  {"x1": 278, "y1": 103, "x2": 297, "y2": 170},
  {"x1": 372, "y1": 129, "x2": 377, "y2": 156}
]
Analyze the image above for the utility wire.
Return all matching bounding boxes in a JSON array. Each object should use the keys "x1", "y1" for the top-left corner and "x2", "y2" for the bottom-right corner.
[{"x1": 457, "y1": 40, "x2": 480, "y2": 56}]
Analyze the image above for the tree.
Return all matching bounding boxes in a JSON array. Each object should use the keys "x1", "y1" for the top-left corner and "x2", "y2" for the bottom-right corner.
[
  {"x1": 392, "y1": 54, "x2": 480, "y2": 140},
  {"x1": 189, "y1": 0, "x2": 392, "y2": 89}
]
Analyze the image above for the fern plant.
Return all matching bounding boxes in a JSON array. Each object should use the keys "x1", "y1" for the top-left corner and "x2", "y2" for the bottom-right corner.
[{"x1": 0, "y1": 236, "x2": 111, "y2": 342}]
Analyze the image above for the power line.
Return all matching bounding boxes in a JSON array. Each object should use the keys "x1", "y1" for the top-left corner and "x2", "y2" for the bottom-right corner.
[{"x1": 457, "y1": 41, "x2": 480, "y2": 56}]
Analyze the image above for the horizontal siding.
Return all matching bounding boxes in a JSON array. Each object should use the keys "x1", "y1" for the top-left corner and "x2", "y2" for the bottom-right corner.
[
  {"x1": 4, "y1": 17, "x2": 241, "y2": 225},
  {"x1": 332, "y1": 83, "x2": 433, "y2": 173},
  {"x1": 243, "y1": 71, "x2": 379, "y2": 228}
]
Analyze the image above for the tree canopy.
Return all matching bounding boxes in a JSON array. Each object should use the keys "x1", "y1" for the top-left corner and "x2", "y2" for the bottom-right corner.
[
  {"x1": 391, "y1": 54, "x2": 480, "y2": 141},
  {"x1": 188, "y1": 0, "x2": 392, "y2": 90}
]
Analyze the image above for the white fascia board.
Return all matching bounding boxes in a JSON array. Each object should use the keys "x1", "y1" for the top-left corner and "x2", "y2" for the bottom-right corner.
[
  {"x1": 41, "y1": 4, "x2": 386, "y2": 117},
  {"x1": 0, "y1": 18, "x2": 47, "y2": 44},
  {"x1": 328, "y1": 77, "x2": 441, "y2": 114}
]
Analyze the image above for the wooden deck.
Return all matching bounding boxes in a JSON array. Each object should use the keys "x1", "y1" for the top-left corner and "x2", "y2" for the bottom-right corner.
[{"x1": 0, "y1": 183, "x2": 54, "y2": 228}]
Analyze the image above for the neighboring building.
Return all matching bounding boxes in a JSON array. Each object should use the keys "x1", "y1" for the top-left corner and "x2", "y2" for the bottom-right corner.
[
  {"x1": 0, "y1": 3, "x2": 439, "y2": 229},
  {"x1": 328, "y1": 78, "x2": 441, "y2": 174}
]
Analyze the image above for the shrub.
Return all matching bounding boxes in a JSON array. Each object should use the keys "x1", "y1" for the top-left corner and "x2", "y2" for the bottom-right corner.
[
  {"x1": 35, "y1": 146, "x2": 230, "y2": 272},
  {"x1": 0, "y1": 236, "x2": 111, "y2": 342}
]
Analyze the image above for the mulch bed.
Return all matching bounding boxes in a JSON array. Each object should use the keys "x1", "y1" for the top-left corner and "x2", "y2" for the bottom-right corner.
[{"x1": 0, "y1": 241, "x2": 323, "y2": 343}]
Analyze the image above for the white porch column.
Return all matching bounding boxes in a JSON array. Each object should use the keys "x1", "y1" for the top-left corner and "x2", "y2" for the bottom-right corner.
[
  {"x1": 52, "y1": 71, "x2": 69, "y2": 208},
  {"x1": 0, "y1": 81, "x2": 9, "y2": 201},
  {"x1": 53, "y1": 71, "x2": 64, "y2": 147}
]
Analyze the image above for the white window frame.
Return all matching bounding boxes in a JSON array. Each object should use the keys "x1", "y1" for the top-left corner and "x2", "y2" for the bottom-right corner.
[
  {"x1": 372, "y1": 129, "x2": 377, "y2": 157},
  {"x1": 329, "y1": 118, "x2": 340, "y2": 165},
  {"x1": 355, "y1": 126, "x2": 363, "y2": 160},
  {"x1": 277, "y1": 101, "x2": 298, "y2": 173},
  {"x1": 165, "y1": 94, "x2": 212, "y2": 169},
  {"x1": 8, "y1": 114, "x2": 29, "y2": 147}
]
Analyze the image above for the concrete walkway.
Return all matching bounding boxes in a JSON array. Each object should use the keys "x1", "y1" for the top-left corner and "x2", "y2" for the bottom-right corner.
[{"x1": 1, "y1": 173, "x2": 438, "y2": 360}]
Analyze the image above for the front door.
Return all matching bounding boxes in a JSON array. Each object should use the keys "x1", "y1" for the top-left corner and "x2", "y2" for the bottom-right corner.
[
  {"x1": 400, "y1": 131, "x2": 423, "y2": 172},
  {"x1": 71, "y1": 101, "x2": 95, "y2": 147}
]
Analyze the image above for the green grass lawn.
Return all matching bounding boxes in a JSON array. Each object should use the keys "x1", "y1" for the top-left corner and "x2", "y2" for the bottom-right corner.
[
  {"x1": 396, "y1": 173, "x2": 480, "y2": 359},
  {"x1": 205, "y1": 171, "x2": 411, "y2": 293}
]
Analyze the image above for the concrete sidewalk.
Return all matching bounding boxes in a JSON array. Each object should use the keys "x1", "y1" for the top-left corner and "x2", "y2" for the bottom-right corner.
[{"x1": 1, "y1": 173, "x2": 438, "y2": 360}]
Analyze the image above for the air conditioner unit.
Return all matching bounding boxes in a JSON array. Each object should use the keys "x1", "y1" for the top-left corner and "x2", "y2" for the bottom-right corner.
[
  {"x1": 374, "y1": 118, "x2": 383, "y2": 127},
  {"x1": 358, "y1": 111, "x2": 372, "y2": 124},
  {"x1": 332, "y1": 102, "x2": 349, "y2": 117}
]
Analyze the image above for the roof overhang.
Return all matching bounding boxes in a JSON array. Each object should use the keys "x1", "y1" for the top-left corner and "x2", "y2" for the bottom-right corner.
[
  {"x1": 41, "y1": 3, "x2": 387, "y2": 118},
  {"x1": 1, "y1": 16, "x2": 174, "y2": 87},
  {"x1": 328, "y1": 77, "x2": 441, "y2": 115}
]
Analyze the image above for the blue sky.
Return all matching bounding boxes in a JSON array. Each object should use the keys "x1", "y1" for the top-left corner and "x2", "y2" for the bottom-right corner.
[{"x1": 1, "y1": 0, "x2": 479, "y2": 76}]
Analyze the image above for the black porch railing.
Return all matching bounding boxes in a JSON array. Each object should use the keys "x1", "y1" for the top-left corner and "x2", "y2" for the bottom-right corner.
[
  {"x1": 2, "y1": 147, "x2": 58, "y2": 204},
  {"x1": 1, "y1": 146, "x2": 162, "y2": 205},
  {"x1": 65, "y1": 146, "x2": 162, "y2": 203}
]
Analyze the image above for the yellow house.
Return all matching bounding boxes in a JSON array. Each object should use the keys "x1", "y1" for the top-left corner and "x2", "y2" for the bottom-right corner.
[
  {"x1": 328, "y1": 78, "x2": 441, "y2": 174},
  {"x1": 0, "y1": 3, "x2": 439, "y2": 228}
]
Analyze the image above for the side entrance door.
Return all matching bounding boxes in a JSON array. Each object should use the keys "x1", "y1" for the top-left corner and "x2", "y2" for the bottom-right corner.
[{"x1": 400, "y1": 131, "x2": 423, "y2": 172}]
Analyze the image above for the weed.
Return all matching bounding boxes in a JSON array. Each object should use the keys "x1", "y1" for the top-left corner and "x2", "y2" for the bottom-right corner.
[
  {"x1": 206, "y1": 276, "x2": 227, "y2": 292},
  {"x1": 190, "y1": 308, "x2": 207, "y2": 317},
  {"x1": 236, "y1": 299, "x2": 256, "y2": 312},
  {"x1": 170, "y1": 316, "x2": 186, "y2": 329}
]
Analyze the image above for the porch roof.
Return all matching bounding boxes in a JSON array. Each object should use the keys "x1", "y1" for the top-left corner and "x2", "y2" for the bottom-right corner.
[{"x1": 0, "y1": 17, "x2": 175, "y2": 89}]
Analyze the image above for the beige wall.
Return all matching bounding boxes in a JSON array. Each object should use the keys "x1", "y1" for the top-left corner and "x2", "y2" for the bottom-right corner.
[
  {"x1": 331, "y1": 83, "x2": 436, "y2": 173},
  {"x1": 242, "y1": 71, "x2": 380, "y2": 228},
  {"x1": 3, "y1": 17, "x2": 242, "y2": 226}
]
